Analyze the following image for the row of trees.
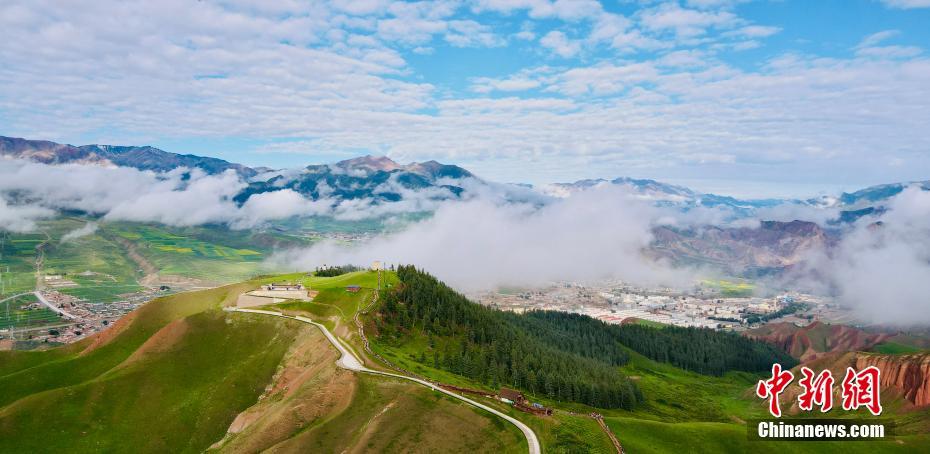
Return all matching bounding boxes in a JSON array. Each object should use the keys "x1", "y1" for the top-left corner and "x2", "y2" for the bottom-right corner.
[
  {"x1": 377, "y1": 266, "x2": 642, "y2": 409},
  {"x1": 744, "y1": 303, "x2": 808, "y2": 325},
  {"x1": 610, "y1": 323, "x2": 797, "y2": 375},
  {"x1": 314, "y1": 265, "x2": 362, "y2": 277},
  {"x1": 514, "y1": 310, "x2": 795, "y2": 375}
]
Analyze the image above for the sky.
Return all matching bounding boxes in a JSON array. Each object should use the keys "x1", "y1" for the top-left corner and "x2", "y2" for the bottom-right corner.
[{"x1": 1, "y1": 0, "x2": 929, "y2": 198}]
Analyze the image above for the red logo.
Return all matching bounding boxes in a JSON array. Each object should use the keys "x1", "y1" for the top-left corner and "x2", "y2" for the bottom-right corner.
[
  {"x1": 798, "y1": 367, "x2": 834, "y2": 412},
  {"x1": 841, "y1": 366, "x2": 883, "y2": 416},
  {"x1": 756, "y1": 364, "x2": 883, "y2": 417},
  {"x1": 756, "y1": 363, "x2": 794, "y2": 418}
]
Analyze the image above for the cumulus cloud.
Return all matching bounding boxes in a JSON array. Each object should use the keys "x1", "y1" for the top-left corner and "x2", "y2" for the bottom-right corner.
[
  {"x1": 271, "y1": 185, "x2": 695, "y2": 291},
  {"x1": 540, "y1": 30, "x2": 582, "y2": 58},
  {"x1": 0, "y1": 1, "x2": 921, "y2": 187}
]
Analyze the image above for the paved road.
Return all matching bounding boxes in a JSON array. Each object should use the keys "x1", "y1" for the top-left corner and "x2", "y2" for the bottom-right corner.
[
  {"x1": 0, "y1": 292, "x2": 33, "y2": 304},
  {"x1": 34, "y1": 291, "x2": 78, "y2": 319},
  {"x1": 225, "y1": 307, "x2": 541, "y2": 454}
]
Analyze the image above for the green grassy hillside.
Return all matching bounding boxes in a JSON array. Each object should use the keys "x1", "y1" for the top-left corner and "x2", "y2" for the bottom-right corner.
[
  {"x1": 0, "y1": 311, "x2": 303, "y2": 453},
  {"x1": 0, "y1": 272, "x2": 526, "y2": 454}
]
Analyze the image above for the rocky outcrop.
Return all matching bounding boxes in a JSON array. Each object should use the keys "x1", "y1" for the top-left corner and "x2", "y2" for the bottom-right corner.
[
  {"x1": 856, "y1": 353, "x2": 930, "y2": 408},
  {"x1": 746, "y1": 321, "x2": 891, "y2": 362}
]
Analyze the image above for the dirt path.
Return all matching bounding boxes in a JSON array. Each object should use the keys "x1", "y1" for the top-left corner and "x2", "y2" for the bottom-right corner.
[
  {"x1": 593, "y1": 413, "x2": 624, "y2": 454},
  {"x1": 34, "y1": 231, "x2": 50, "y2": 290},
  {"x1": 225, "y1": 307, "x2": 541, "y2": 454},
  {"x1": 112, "y1": 235, "x2": 159, "y2": 285}
]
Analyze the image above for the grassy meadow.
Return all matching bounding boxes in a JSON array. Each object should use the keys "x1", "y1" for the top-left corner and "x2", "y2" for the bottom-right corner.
[{"x1": 0, "y1": 272, "x2": 529, "y2": 453}]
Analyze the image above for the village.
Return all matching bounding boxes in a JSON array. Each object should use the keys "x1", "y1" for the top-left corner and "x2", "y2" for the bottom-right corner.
[
  {"x1": 1, "y1": 286, "x2": 158, "y2": 347},
  {"x1": 471, "y1": 280, "x2": 846, "y2": 331}
]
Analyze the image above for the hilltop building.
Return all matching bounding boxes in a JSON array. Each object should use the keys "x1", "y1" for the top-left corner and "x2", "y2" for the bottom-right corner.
[{"x1": 263, "y1": 283, "x2": 304, "y2": 291}]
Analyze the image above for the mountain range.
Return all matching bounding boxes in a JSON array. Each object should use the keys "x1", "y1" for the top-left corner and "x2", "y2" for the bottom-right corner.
[
  {"x1": 4, "y1": 135, "x2": 925, "y2": 212},
  {"x1": 2, "y1": 135, "x2": 926, "y2": 277}
]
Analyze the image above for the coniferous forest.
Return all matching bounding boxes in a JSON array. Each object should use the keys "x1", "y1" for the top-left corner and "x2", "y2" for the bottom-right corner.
[
  {"x1": 375, "y1": 266, "x2": 794, "y2": 409},
  {"x1": 314, "y1": 264, "x2": 362, "y2": 277}
]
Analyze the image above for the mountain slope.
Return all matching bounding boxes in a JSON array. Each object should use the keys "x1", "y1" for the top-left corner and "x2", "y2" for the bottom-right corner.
[
  {"x1": 0, "y1": 275, "x2": 526, "y2": 454},
  {"x1": 1, "y1": 136, "x2": 476, "y2": 208},
  {"x1": 0, "y1": 136, "x2": 256, "y2": 177},
  {"x1": 235, "y1": 155, "x2": 473, "y2": 206},
  {"x1": 651, "y1": 220, "x2": 835, "y2": 274}
]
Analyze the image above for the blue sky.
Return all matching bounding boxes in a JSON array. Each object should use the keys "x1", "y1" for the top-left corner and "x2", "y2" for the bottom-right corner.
[{"x1": 1, "y1": 0, "x2": 929, "y2": 197}]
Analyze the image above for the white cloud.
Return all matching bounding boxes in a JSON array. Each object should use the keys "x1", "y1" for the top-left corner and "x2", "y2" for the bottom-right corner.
[
  {"x1": 0, "y1": 159, "x2": 475, "y2": 231},
  {"x1": 540, "y1": 30, "x2": 582, "y2": 58},
  {"x1": 0, "y1": 197, "x2": 54, "y2": 232},
  {"x1": 271, "y1": 185, "x2": 694, "y2": 291},
  {"x1": 855, "y1": 30, "x2": 923, "y2": 59},
  {"x1": 61, "y1": 222, "x2": 99, "y2": 242},
  {"x1": 331, "y1": 0, "x2": 390, "y2": 15},
  {"x1": 656, "y1": 49, "x2": 708, "y2": 67},
  {"x1": 472, "y1": 0, "x2": 603, "y2": 21},
  {"x1": 858, "y1": 29, "x2": 900, "y2": 48},
  {"x1": 639, "y1": 3, "x2": 740, "y2": 38},
  {"x1": 880, "y1": 0, "x2": 930, "y2": 9},
  {"x1": 727, "y1": 25, "x2": 780, "y2": 38},
  {"x1": 793, "y1": 187, "x2": 930, "y2": 325},
  {"x1": 0, "y1": 0, "x2": 926, "y2": 188},
  {"x1": 856, "y1": 45, "x2": 922, "y2": 59},
  {"x1": 445, "y1": 20, "x2": 504, "y2": 47}
]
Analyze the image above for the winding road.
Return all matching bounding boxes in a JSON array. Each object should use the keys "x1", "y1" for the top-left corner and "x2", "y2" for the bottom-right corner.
[
  {"x1": 224, "y1": 307, "x2": 541, "y2": 454},
  {"x1": 34, "y1": 291, "x2": 78, "y2": 320}
]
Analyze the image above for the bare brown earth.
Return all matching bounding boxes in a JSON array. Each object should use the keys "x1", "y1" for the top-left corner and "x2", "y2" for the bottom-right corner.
[
  {"x1": 749, "y1": 321, "x2": 930, "y2": 420},
  {"x1": 652, "y1": 220, "x2": 834, "y2": 272},
  {"x1": 209, "y1": 322, "x2": 522, "y2": 453},
  {"x1": 79, "y1": 309, "x2": 139, "y2": 356},
  {"x1": 857, "y1": 353, "x2": 930, "y2": 408},
  {"x1": 209, "y1": 326, "x2": 358, "y2": 453},
  {"x1": 235, "y1": 294, "x2": 283, "y2": 308},
  {"x1": 746, "y1": 321, "x2": 890, "y2": 362},
  {"x1": 118, "y1": 318, "x2": 190, "y2": 366},
  {"x1": 263, "y1": 377, "x2": 523, "y2": 454}
]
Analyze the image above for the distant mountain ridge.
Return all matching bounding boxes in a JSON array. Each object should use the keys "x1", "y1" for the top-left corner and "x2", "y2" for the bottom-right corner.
[
  {"x1": 235, "y1": 155, "x2": 474, "y2": 205},
  {"x1": 0, "y1": 136, "x2": 476, "y2": 206},
  {"x1": 0, "y1": 135, "x2": 256, "y2": 177},
  {"x1": 4, "y1": 135, "x2": 925, "y2": 214},
  {"x1": 543, "y1": 176, "x2": 785, "y2": 214},
  {"x1": 4, "y1": 134, "x2": 929, "y2": 280}
]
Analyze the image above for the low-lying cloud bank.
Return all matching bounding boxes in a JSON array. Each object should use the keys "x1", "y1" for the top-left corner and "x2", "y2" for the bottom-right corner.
[
  {"x1": 273, "y1": 183, "x2": 930, "y2": 325},
  {"x1": 3, "y1": 158, "x2": 929, "y2": 325},
  {"x1": 271, "y1": 186, "x2": 697, "y2": 291},
  {"x1": 785, "y1": 186, "x2": 930, "y2": 325},
  {"x1": 0, "y1": 159, "x2": 476, "y2": 231}
]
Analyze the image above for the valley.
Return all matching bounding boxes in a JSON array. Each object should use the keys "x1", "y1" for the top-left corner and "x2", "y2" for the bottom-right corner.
[
  {"x1": 2, "y1": 139, "x2": 930, "y2": 453},
  {"x1": 3, "y1": 3, "x2": 930, "y2": 452},
  {"x1": 4, "y1": 267, "x2": 929, "y2": 453}
]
